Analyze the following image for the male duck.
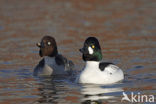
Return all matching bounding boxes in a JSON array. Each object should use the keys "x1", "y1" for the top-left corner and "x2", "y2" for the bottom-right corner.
[
  {"x1": 33, "y1": 36, "x2": 74, "y2": 76},
  {"x1": 77, "y1": 37, "x2": 124, "y2": 84}
]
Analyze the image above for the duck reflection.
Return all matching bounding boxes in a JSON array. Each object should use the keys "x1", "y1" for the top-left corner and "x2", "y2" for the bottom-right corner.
[
  {"x1": 81, "y1": 84, "x2": 123, "y2": 104},
  {"x1": 35, "y1": 76, "x2": 58, "y2": 103},
  {"x1": 34, "y1": 75, "x2": 78, "y2": 103}
]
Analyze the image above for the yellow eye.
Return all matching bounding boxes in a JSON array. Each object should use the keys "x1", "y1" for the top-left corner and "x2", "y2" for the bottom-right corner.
[{"x1": 92, "y1": 45, "x2": 95, "y2": 48}]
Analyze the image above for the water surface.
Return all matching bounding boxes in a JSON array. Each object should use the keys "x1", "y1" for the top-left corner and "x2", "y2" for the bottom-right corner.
[{"x1": 0, "y1": 0, "x2": 156, "y2": 104}]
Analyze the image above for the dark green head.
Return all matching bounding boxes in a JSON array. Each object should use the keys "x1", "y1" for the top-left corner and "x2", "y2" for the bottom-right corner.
[{"x1": 80, "y1": 37, "x2": 102, "y2": 61}]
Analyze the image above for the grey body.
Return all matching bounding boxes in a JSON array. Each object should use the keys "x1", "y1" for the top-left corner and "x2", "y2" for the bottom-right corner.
[{"x1": 33, "y1": 54, "x2": 74, "y2": 76}]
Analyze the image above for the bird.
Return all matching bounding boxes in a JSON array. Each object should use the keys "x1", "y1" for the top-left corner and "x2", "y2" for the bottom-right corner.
[
  {"x1": 76, "y1": 37, "x2": 124, "y2": 84},
  {"x1": 33, "y1": 36, "x2": 74, "y2": 76}
]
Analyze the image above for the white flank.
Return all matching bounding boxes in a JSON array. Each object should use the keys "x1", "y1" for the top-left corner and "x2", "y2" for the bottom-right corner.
[{"x1": 78, "y1": 61, "x2": 124, "y2": 84}]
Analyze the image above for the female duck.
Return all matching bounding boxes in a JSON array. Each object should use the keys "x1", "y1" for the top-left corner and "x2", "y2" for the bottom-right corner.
[
  {"x1": 77, "y1": 37, "x2": 124, "y2": 84},
  {"x1": 33, "y1": 36, "x2": 74, "y2": 76}
]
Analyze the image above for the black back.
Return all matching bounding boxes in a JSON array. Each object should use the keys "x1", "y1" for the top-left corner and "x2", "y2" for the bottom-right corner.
[{"x1": 99, "y1": 62, "x2": 113, "y2": 71}]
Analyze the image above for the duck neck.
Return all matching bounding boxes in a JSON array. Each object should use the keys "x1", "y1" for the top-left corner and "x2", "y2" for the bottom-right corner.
[{"x1": 85, "y1": 61, "x2": 99, "y2": 69}]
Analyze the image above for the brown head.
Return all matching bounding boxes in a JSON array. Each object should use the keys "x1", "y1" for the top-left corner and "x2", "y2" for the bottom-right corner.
[{"x1": 37, "y1": 36, "x2": 58, "y2": 57}]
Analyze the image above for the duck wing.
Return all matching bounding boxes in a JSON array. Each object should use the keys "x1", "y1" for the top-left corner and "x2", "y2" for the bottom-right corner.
[
  {"x1": 99, "y1": 62, "x2": 113, "y2": 71},
  {"x1": 55, "y1": 54, "x2": 74, "y2": 75}
]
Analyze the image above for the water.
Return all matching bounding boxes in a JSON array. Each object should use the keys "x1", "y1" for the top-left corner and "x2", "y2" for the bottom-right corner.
[{"x1": 0, "y1": 0, "x2": 156, "y2": 104}]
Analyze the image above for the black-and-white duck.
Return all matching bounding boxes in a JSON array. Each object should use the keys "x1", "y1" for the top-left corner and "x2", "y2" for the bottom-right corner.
[{"x1": 77, "y1": 37, "x2": 124, "y2": 84}]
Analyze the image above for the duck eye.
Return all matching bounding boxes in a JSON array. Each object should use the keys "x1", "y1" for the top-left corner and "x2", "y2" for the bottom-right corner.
[
  {"x1": 92, "y1": 45, "x2": 95, "y2": 49},
  {"x1": 47, "y1": 42, "x2": 51, "y2": 45}
]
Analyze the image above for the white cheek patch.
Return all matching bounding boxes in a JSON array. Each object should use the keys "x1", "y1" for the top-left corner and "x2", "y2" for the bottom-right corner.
[{"x1": 88, "y1": 47, "x2": 93, "y2": 54}]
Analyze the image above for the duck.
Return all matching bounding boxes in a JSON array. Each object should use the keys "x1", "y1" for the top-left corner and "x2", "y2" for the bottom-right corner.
[
  {"x1": 77, "y1": 37, "x2": 124, "y2": 84},
  {"x1": 33, "y1": 36, "x2": 74, "y2": 76}
]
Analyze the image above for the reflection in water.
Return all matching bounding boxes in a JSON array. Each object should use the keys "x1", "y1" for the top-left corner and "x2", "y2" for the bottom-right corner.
[
  {"x1": 36, "y1": 77, "x2": 58, "y2": 103},
  {"x1": 31, "y1": 74, "x2": 156, "y2": 104},
  {"x1": 33, "y1": 76, "x2": 124, "y2": 104},
  {"x1": 80, "y1": 84, "x2": 123, "y2": 104},
  {"x1": 0, "y1": 68, "x2": 155, "y2": 104},
  {"x1": 33, "y1": 76, "x2": 80, "y2": 104}
]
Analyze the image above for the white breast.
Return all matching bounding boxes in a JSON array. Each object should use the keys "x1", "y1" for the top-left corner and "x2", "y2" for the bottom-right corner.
[{"x1": 78, "y1": 61, "x2": 124, "y2": 84}]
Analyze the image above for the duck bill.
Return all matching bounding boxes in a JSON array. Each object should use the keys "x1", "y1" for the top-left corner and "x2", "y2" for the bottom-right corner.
[
  {"x1": 36, "y1": 42, "x2": 45, "y2": 48},
  {"x1": 79, "y1": 47, "x2": 88, "y2": 54},
  {"x1": 36, "y1": 42, "x2": 41, "y2": 48}
]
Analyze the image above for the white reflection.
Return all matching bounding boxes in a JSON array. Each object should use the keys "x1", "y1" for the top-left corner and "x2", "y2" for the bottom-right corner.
[{"x1": 81, "y1": 84, "x2": 123, "y2": 102}]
